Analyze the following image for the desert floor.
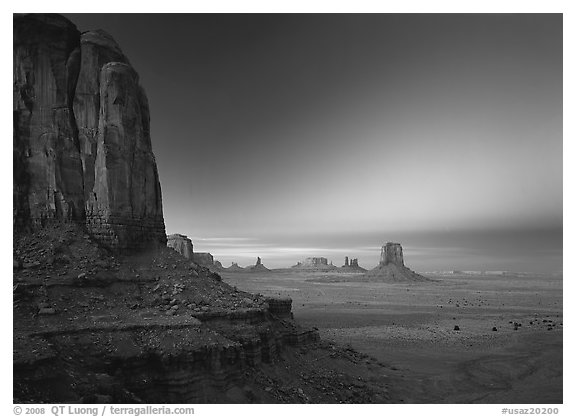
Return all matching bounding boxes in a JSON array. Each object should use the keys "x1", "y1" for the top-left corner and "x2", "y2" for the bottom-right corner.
[{"x1": 221, "y1": 270, "x2": 563, "y2": 403}]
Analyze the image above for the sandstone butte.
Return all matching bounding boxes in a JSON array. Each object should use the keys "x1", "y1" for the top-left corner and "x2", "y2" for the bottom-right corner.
[
  {"x1": 364, "y1": 242, "x2": 431, "y2": 282},
  {"x1": 14, "y1": 14, "x2": 165, "y2": 252},
  {"x1": 13, "y1": 14, "x2": 394, "y2": 404}
]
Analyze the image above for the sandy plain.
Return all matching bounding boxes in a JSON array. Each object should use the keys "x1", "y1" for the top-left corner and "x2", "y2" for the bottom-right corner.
[{"x1": 221, "y1": 269, "x2": 563, "y2": 403}]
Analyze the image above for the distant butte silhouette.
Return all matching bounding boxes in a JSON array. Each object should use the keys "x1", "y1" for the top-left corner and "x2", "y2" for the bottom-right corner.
[
  {"x1": 244, "y1": 257, "x2": 270, "y2": 272},
  {"x1": 364, "y1": 243, "x2": 431, "y2": 282}
]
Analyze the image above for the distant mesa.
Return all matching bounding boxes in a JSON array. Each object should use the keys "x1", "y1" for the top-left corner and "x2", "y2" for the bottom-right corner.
[
  {"x1": 166, "y1": 233, "x2": 215, "y2": 268},
  {"x1": 193, "y1": 252, "x2": 214, "y2": 268},
  {"x1": 167, "y1": 234, "x2": 193, "y2": 259},
  {"x1": 364, "y1": 242, "x2": 431, "y2": 282},
  {"x1": 292, "y1": 257, "x2": 337, "y2": 271},
  {"x1": 244, "y1": 257, "x2": 270, "y2": 272},
  {"x1": 340, "y1": 256, "x2": 367, "y2": 272}
]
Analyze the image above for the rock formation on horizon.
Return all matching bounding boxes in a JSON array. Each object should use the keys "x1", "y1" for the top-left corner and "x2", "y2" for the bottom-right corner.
[
  {"x1": 244, "y1": 256, "x2": 270, "y2": 272},
  {"x1": 380, "y1": 242, "x2": 405, "y2": 267},
  {"x1": 292, "y1": 257, "x2": 336, "y2": 270},
  {"x1": 364, "y1": 242, "x2": 430, "y2": 282},
  {"x1": 13, "y1": 14, "x2": 165, "y2": 251},
  {"x1": 226, "y1": 262, "x2": 245, "y2": 272},
  {"x1": 340, "y1": 256, "x2": 366, "y2": 272},
  {"x1": 193, "y1": 252, "x2": 214, "y2": 267},
  {"x1": 167, "y1": 234, "x2": 194, "y2": 259}
]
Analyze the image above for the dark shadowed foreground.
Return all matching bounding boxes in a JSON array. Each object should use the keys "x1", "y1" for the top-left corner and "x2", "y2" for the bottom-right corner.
[
  {"x1": 221, "y1": 269, "x2": 563, "y2": 403},
  {"x1": 14, "y1": 225, "x2": 397, "y2": 403}
]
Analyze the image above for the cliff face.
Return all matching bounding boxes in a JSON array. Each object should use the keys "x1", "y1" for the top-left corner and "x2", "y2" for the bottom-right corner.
[
  {"x1": 380, "y1": 242, "x2": 404, "y2": 266},
  {"x1": 13, "y1": 14, "x2": 166, "y2": 251},
  {"x1": 193, "y1": 252, "x2": 214, "y2": 267},
  {"x1": 13, "y1": 14, "x2": 84, "y2": 227},
  {"x1": 167, "y1": 234, "x2": 194, "y2": 259}
]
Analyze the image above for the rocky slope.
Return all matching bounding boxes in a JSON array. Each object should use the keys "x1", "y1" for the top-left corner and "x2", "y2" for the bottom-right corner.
[{"x1": 13, "y1": 224, "x2": 391, "y2": 403}]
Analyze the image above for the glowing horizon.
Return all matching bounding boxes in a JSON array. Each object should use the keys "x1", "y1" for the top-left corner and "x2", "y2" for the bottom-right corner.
[{"x1": 65, "y1": 14, "x2": 562, "y2": 273}]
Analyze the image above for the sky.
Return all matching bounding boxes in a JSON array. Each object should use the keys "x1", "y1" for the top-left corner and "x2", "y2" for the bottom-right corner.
[{"x1": 64, "y1": 13, "x2": 563, "y2": 272}]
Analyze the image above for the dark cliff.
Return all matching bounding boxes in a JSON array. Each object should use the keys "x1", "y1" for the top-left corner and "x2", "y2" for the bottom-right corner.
[{"x1": 13, "y1": 14, "x2": 166, "y2": 251}]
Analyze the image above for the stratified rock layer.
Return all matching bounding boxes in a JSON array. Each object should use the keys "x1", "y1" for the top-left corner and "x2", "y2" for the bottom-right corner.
[{"x1": 13, "y1": 14, "x2": 166, "y2": 251}]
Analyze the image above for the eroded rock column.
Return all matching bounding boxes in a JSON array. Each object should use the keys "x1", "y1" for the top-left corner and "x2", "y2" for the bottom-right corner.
[{"x1": 86, "y1": 62, "x2": 166, "y2": 250}]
